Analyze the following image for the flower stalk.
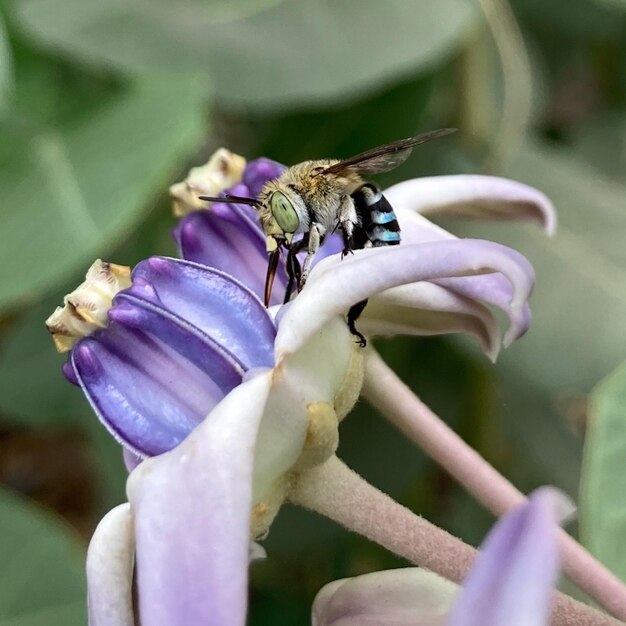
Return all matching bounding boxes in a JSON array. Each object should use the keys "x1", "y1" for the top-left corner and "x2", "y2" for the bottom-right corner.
[
  {"x1": 289, "y1": 456, "x2": 621, "y2": 626},
  {"x1": 361, "y1": 348, "x2": 626, "y2": 620}
]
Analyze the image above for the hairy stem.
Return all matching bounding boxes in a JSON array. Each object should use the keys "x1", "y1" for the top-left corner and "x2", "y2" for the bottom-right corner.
[
  {"x1": 290, "y1": 456, "x2": 619, "y2": 626},
  {"x1": 361, "y1": 349, "x2": 626, "y2": 620}
]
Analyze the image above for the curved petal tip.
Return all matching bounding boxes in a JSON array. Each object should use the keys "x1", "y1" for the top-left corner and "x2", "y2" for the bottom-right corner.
[{"x1": 385, "y1": 175, "x2": 557, "y2": 237}]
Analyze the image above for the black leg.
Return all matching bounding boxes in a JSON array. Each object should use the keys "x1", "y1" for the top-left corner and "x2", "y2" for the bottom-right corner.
[
  {"x1": 341, "y1": 228, "x2": 354, "y2": 259},
  {"x1": 284, "y1": 249, "x2": 302, "y2": 304},
  {"x1": 347, "y1": 299, "x2": 368, "y2": 347},
  {"x1": 283, "y1": 235, "x2": 308, "y2": 304}
]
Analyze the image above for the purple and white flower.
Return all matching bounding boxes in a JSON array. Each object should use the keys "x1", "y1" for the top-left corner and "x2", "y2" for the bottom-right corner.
[{"x1": 47, "y1": 149, "x2": 565, "y2": 626}]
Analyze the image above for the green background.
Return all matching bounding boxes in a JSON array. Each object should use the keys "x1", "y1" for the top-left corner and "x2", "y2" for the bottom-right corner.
[{"x1": 0, "y1": 0, "x2": 625, "y2": 623}]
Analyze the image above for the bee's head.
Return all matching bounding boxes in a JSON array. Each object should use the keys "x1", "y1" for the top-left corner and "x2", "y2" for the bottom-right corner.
[
  {"x1": 259, "y1": 189, "x2": 301, "y2": 252},
  {"x1": 256, "y1": 188, "x2": 301, "y2": 307}
]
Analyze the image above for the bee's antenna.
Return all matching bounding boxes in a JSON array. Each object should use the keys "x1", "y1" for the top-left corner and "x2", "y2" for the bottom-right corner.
[{"x1": 199, "y1": 194, "x2": 260, "y2": 207}]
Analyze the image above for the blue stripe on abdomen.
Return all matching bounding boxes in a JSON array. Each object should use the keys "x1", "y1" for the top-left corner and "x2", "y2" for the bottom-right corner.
[
  {"x1": 367, "y1": 225, "x2": 401, "y2": 242},
  {"x1": 352, "y1": 184, "x2": 402, "y2": 248},
  {"x1": 371, "y1": 210, "x2": 398, "y2": 225}
]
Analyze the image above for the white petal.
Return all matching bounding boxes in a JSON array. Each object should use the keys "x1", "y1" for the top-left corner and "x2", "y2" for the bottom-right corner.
[
  {"x1": 385, "y1": 175, "x2": 556, "y2": 236},
  {"x1": 362, "y1": 281, "x2": 500, "y2": 360},
  {"x1": 126, "y1": 372, "x2": 273, "y2": 626},
  {"x1": 250, "y1": 542, "x2": 267, "y2": 562},
  {"x1": 312, "y1": 568, "x2": 458, "y2": 626},
  {"x1": 394, "y1": 208, "x2": 455, "y2": 244},
  {"x1": 276, "y1": 240, "x2": 533, "y2": 357},
  {"x1": 87, "y1": 503, "x2": 135, "y2": 626}
]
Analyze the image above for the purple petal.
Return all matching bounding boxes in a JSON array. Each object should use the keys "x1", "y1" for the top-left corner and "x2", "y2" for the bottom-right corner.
[
  {"x1": 130, "y1": 257, "x2": 276, "y2": 369},
  {"x1": 123, "y1": 448, "x2": 142, "y2": 472},
  {"x1": 175, "y1": 204, "x2": 288, "y2": 305},
  {"x1": 360, "y1": 282, "x2": 501, "y2": 360},
  {"x1": 434, "y1": 274, "x2": 531, "y2": 346},
  {"x1": 242, "y1": 157, "x2": 285, "y2": 196},
  {"x1": 87, "y1": 504, "x2": 134, "y2": 626},
  {"x1": 385, "y1": 175, "x2": 556, "y2": 236},
  {"x1": 127, "y1": 371, "x2": 273, "y2": 626},
  {"x1": 312, "y1": 568, "x2": 457, "y2": 626},
  {"x1": 62, "y1": 359, "x2": 79, "y2": 385},
  {"x1": 448, "y1": 488, "x2": 564, "y2": 626},
  {"x1": 394, "y1": 209, "x2": 532, "y2": 344},
  {"x1": 276, "y1": 240, "x2": 534, "y2": 356},
  {"x1": 71, "y1": 295, "x2": 243, "y2": 457},
  {"x1": 310, "y1": 232, "x2": 345, "y2": 266}
]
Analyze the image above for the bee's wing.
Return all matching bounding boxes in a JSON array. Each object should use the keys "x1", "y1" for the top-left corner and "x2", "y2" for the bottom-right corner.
[{"x1": 321, "y1": 128, "x2": 457, "y2": 176}]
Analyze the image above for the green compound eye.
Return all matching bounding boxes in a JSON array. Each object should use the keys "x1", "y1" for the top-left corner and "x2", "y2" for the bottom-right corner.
[{"x1": 270, "y1": 191, "x2": 299, "y2": 234}]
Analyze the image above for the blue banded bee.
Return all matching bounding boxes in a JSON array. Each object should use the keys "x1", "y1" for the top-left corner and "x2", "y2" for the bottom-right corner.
[{"x1": 200, "y1": 128, "x2": 456, "y2": 345}]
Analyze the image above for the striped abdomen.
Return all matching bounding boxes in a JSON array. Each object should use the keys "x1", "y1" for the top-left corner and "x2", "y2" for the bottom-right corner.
[
  {"x1": 346, "y1": 183, "x2": 401, "y2": 347},
  {"x1": 351, "y1": 182, "x2": 401, "y2": 248}
]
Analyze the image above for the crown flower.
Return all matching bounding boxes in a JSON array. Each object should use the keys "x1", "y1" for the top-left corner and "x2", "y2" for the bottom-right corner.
[{"x1": 49, "y1": 149, "x2": 626, "y2": 626}]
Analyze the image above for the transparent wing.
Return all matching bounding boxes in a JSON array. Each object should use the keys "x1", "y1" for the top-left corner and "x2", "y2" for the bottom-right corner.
[{"x1": 321, "y1": 128, "x2": 457, "y2": 176}]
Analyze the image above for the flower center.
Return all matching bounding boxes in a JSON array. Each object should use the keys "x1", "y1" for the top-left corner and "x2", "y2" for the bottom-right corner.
[{"x1": 46, "y1": 260, "x2": 131, "y2": 353}]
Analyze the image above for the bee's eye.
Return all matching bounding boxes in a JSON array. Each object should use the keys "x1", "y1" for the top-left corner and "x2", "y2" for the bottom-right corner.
[{"x1": 270, "y1": 191, "x2": 299, "y2": 233}]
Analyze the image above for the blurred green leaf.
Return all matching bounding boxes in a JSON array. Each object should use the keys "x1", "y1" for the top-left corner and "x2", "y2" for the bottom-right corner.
[
  {"x1": 0, "y1": 297, "x2": 88, "y2": 426},
  {"x1": 16, "y1": 0, "x2": 287, "y2": 40},
  {"x1": 254, "y1": 73, "x2": 436, "y2": 164},
  {"x1": 511, "y1": 0, "x2": 624, "y2": 39},
  {"x1": 592, "y1": 0, "x2": 626, "y2": 11},
  {"x1": 9, "y1": 41, "x2": 121, "y2": 128},
  {"x1": 0, "y1": 76, "x2": 209, "y2": 313},
  {"x1": 580, "y1": 361, "x2": 626, "y2": 582},
  {"x1": 0, "y1": 12, "x2": 13, "y2": 112},
  {"x1": 0, "y1": 487, "x2": 86, "y2": 625},
  {"x1": 0, "y1": 294, "x2": 129, "y2": 511},
  {"x1": 571, "y1": 111, "x2": 626, "y2": 181},
  {"x1": 14, "y1": 0, "x2": 477, "y2": 109},
  {"x1": 450, "y1": 139, "x2": 626, "y2": 494},
  {"x1": 500, "y1": 140, "x2": 626, "y2": 386}
]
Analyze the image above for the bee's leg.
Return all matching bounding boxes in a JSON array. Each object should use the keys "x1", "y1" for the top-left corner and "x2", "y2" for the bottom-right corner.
[
  {"x1": 284, "y1": 237, "x2": 308, "y2": 303},
  {"x1": 300, "y1": 223, "x2": 323, "y2": 289},
  {"x1": 337, "y1": 196, "x2": 358, "y2": 258},
  {"x1": 347, "y1": 299, "x2": 368, "y2": 347},
  {"x1": 284, "y1": 249, "x2": 300, "y2": 304}
]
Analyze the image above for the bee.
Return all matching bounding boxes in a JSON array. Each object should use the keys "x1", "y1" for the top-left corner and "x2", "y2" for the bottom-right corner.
[{"x1": 200, "y1": 128, "x2": 456, "y2": 346}]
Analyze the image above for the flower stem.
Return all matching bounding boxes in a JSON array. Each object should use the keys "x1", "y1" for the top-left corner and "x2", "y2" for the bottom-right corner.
[
  {"x1": 361, "y1": 348, "x2": 626, "y2": 620},
  {"x1": 290, "y1": 456, "x2": 620, "y2": 626}
]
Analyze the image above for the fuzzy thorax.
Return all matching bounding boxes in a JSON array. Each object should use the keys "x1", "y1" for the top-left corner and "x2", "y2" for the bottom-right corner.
[{"x1": 256, "y1": 160, "x2": 364, "y2": 250}]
